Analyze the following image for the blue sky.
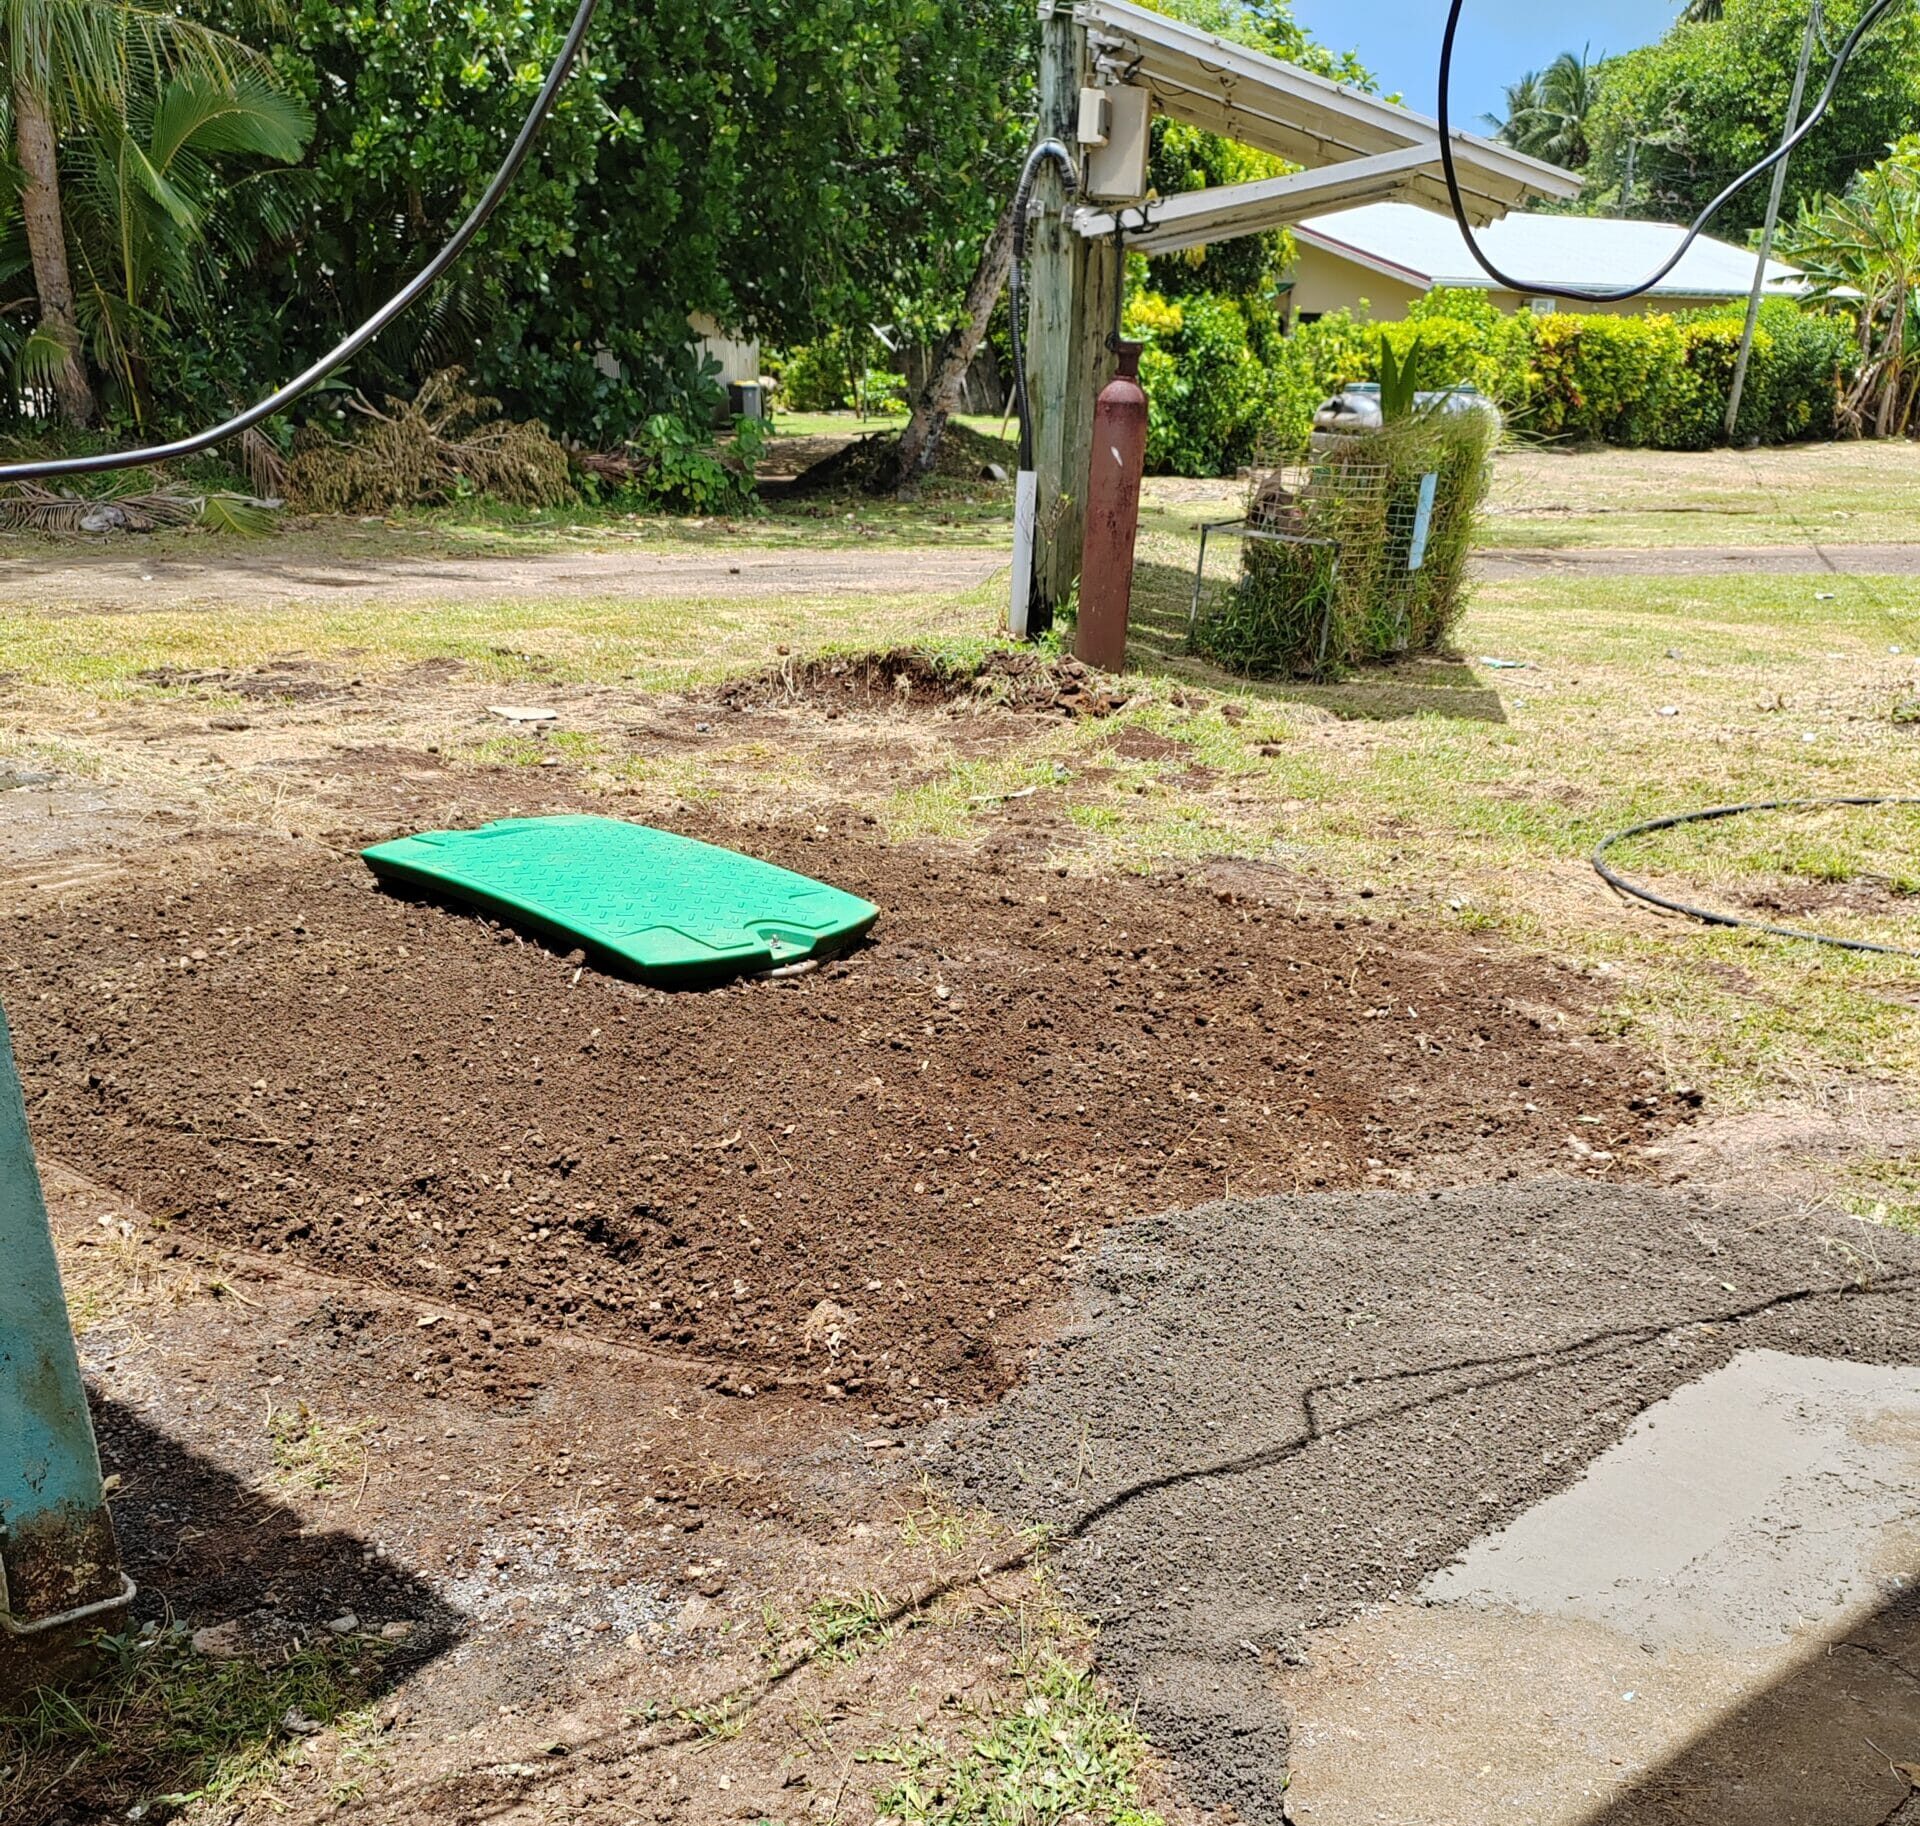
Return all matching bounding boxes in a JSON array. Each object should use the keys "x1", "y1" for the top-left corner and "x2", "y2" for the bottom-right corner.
[{"x1": 1287, "y1": 0, "x2": 1682, "y2": 126}]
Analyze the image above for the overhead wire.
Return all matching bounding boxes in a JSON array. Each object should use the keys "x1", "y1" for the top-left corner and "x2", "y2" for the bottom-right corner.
[{"x1": 1437, "y1": 0, "x2": 1905, "y2": 302}]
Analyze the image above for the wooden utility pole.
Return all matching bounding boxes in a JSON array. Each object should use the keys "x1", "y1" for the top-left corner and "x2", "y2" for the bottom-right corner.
[
  {"x1": 1726, "y1": 0, "x2": 1820, "y2": 441},
  {"x1": 1024, "y1": 1, "x2": 1120, "y2": 629}
]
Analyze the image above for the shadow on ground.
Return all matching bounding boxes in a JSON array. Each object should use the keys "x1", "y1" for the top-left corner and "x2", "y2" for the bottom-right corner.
[
  {"x1": 0, "y1": 1398, "x2": 460, "y2": 1825},
  {"x1": 1126, "y1": 558, "x2": 1510, "y2": 723},
  {"x1": 1582, "y1": 1583, "x2": 1920, "y2": 1826}
]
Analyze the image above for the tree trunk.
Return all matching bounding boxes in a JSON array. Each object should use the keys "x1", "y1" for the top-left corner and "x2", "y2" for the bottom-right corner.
[
  {"x1": 892, "y1": 201, "x2": 1017, "y2": 492},
  {"x1": 13, "y1": 75, "x2": 96, "y2": 429},
  {"x1": 1877, "y1": 279, "x2": 1908, "y2": 438}
]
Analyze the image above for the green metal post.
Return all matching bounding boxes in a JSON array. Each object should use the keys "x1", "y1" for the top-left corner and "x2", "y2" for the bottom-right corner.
[{"x1": 0, "y1": 1001, "x2": 131, "y2": 1678}]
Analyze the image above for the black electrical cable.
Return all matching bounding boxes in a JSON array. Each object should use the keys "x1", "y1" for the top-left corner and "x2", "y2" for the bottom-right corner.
[
  {"x1": 1592, "y1": 797, "x2": 1920, "y2": 959},
  {"x1": 0, "y1": 0, "x2": 600, "y2": 484},
  {"x1": 1007, "y1": 138, "x2": 1078, "y2": 476},
  {"x1": 1438, "y1": 0, "x2": 1904, "y2": 302}
]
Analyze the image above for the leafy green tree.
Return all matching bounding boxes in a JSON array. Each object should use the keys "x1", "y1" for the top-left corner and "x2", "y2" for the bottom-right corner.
[
  {"x1": 2, "y1": 0, "x2": 286, "y2": 426},
  {"x1": 270, "y1": 0, "x2": 1033, "y2": 448},
  {"x1": 1142, "y1": 0, "x2": 1371, "y2": 81},
  {"x1": 1779, "y1": 135, "x2": 1920, "y2": 432},
  {"x1": 1582, "y1": 0, "x2": 1920, "y2": 229}
]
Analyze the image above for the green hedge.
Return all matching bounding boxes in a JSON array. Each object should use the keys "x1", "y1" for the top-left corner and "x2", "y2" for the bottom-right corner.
[{"x1": 1127, "y1": 286, "x2": 1855, "y2": 475}]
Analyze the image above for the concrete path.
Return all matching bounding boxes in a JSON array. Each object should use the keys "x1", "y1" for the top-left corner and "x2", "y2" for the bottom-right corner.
[
  {"x1": 1478, "y1": 543, "x2": 1920, "y2": 580},
  {"x1": 6, "y1": 535, "x2": 1918, "y2": 619},
  {"x1": 0, "y1": 541, "x2": 1008, "y2": 615},
  {"x1": 1282, "y1": 1350, "x2": 1920, "y2": 1826}
]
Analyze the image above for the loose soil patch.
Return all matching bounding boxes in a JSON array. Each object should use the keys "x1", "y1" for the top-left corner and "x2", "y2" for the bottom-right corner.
[
  {"x1": 718, "y1": 646, "x2": 1132, "y2": 719},
  {"x1": 8, "y1": 825, "x2": 1680, "y2": 1411},
  {"x1": 949, "y1": 1181, "x2": 1920, "y2": 1824}
]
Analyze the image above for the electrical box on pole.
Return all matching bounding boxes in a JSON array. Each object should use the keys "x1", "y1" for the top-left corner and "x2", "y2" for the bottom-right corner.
[{"x1": 1084, "y1": 86, "x2": 1151, "y2": 201}]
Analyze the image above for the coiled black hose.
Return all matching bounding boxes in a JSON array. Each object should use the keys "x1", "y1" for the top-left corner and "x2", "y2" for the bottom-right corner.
[{"x1": 1593, "y1": 797, "x2": 1920, "y2": 960}]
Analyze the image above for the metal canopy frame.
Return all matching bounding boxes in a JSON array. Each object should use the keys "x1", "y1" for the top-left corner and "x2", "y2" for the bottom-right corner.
[
  {"x1": 1071, "y1": 0, "x2": 1578, "y2": 243},
  {"x1": 1016, "y1": 0, "x2": 1575, "y2": 630}
]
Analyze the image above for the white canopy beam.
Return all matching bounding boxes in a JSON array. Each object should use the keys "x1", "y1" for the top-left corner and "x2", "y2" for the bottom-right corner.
[{"x1": 1077, "y1": 146, "x2": 1444, "y2": 252}]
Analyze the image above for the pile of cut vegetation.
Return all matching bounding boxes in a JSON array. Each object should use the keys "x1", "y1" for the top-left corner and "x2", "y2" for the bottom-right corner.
[{"x1": 286, "y1": 371, "x2": 575, "y2": 515}]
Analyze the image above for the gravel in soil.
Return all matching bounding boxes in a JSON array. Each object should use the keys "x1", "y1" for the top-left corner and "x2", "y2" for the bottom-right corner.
[
  {"x1": 946, "y1": 1181, "x2": 1920, "y2": 1825},
  {"x1": 6, "y1": 823, "x2": 1680, "y2": 1409}
]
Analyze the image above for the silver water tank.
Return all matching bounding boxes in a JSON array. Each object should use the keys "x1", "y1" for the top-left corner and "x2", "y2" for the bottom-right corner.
[{"x1": 1310, "y1": 382, "x2": 1500, "y2": 452}]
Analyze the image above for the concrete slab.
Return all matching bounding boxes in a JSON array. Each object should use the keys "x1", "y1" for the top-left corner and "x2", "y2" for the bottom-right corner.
[{"x1": 1281, "y1": 1351, "x2": 1920, "y2": 1826}]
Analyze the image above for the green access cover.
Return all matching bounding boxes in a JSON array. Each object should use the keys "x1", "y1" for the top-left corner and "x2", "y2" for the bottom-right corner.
[{"x1": 362, "y1": 816, "x2": 878, "y2": 986}]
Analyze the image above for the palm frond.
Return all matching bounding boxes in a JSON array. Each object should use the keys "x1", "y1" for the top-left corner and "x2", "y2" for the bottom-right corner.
[
  {"x1": 194, "y1": 492, "x2": 278, "y2": 535},
  {"x1": 149, "y1": 70, "x2": 312, "y2": 168},
  {"x1": 0, "y1": 479, "x2": 279, "y2": 534}
]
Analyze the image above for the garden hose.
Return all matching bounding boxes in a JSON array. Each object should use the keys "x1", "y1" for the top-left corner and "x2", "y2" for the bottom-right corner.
[
  {"x1": 1592, "y1": 797, "x2": 1920, "y2": 960},
  {"x1": 1438, "y1": 0, "x2": 1906, "y2": 302},
  {"x1": 0, "y1": 0, "x2": 600, "y2": 483}
]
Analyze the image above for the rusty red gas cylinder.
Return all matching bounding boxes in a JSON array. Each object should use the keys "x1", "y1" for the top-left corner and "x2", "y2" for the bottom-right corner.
[{"x1": 1075, "y1": 340, "x2": 1149, "y2": 674}]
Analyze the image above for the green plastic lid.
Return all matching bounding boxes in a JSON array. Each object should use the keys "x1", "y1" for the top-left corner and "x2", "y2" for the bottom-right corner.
[{"x1": 362, "y1": 815, "x2": 878, "y2": 987}]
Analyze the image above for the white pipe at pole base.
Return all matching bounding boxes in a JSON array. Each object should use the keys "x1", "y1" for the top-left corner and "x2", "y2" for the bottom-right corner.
[{"x1": 1009, "y1": 468, "x2": 1038, "y2": 638}]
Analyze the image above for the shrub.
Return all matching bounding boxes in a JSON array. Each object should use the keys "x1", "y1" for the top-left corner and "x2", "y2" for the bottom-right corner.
[
  {"x1": 777, "y1": 342, "x2": 856, "y2": 413},
  {"x1": 1396, "y1": 289, "x2": 1537, "y2": 410},
  {"x1": 1127, "y1": 290, "x2": 1269, "y2": 476},
  {"x1": 1709, "y1": 299, "x2": 1853, "y2": 443},
  {"x1": 1267, "y1": 308, "x2": 1374, "y2": 448},
  {"x1": 584, "y1": 415, "x2": 768, "y2": 514},
  {"x1": 1374, "y1": 300, "x2": 1853, "y2": 449},
  {"x1": 1126, "y1": 286, "x2": 1849, "y2": 480}
]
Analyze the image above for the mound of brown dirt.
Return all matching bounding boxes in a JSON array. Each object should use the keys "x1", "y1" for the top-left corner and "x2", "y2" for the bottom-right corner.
[
  {"x1": 717, "y1": 647, "x2": 1130, "y2": 717},
  {"x1": 8, "y1": 828, "x2": 1683, "y2": 1410}
]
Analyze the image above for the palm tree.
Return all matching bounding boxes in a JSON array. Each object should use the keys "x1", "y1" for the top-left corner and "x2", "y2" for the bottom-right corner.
[
  {"x1": 1679, "y1": 0, "x2": 1725, "y2": 22},
  {"x1": 2, "y1": 1, "x2": 280, "y2": 427},
  {"x1": 1490, "y1": 49, "x2": 1600, "y2": 170},
  {"x1": 64, "y1": 69, "x2": 311, "y2": 420},
  {"x1": 1487, "y1": 71, "x2": 1546, "y2": 149}
]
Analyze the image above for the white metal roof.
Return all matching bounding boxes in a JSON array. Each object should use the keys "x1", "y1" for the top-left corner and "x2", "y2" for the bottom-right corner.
[
  {"x1": 1295, "y1": 203, "x2": 1819, "y2": 297},
  {"x1": 1070, "y1": 0, "x2": 1579, "y2": 245}
]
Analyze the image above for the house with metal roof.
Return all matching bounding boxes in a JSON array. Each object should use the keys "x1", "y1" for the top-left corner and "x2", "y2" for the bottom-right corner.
[{"x1": 1286, "y1": 203, "x2": 1822, "y2": 323}]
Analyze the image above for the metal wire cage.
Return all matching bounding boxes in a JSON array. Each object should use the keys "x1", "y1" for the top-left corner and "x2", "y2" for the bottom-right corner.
[{"x1": 1190, "y1": 417, "x2": 1496, "y2": 677}]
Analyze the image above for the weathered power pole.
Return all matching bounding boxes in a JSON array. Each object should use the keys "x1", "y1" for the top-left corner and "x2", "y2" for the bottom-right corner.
[
  {"x1": 1024, "y1": 1, "x2": 1122, "y2": 630},
  {"x1": 1726, "y1": 0, "x2": 1821, "y2": 441}
]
